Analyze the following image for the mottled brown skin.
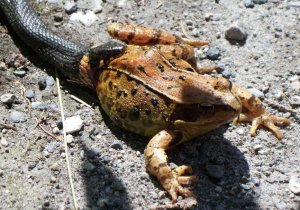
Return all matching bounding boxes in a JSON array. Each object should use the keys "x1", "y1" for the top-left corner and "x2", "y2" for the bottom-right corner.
[{"x1": 85, "y1": 22, "x2": 290, "y2": 202}]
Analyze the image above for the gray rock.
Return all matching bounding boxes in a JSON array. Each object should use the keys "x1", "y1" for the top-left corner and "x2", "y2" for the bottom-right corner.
[
  {"x1": 47, "y1": 143, "x2": 56, "y2": 153},
  {"x1": 221, "y1": 68, "x2": 232, "y2": 78},
  {"x1": 64, "y1": 1, "x2": 77, "y2": 14},
  {"x1": 287, "y1": 1, "x2": 300, "y2": 8},
  {"x1": 110, "y1": 140, "x2": 123, "y2": 150},
  {"x1": 0, "y1": 62, "x2": 7, "y2": 71},
  {"x1": 1, "y1": 93, "x2": 17, "y2": 104},
  {"x1": 248, "y1": 87, "x2": 264, "y2": 98},
  {"x1": 25, "y1": 89, "x2": 35, "y2": 99},
  {"x1": 206, "y1": 165, "x2": 224, "y2": 179},
  {"x1": 289, "y1": 174, "x2": 300, "y2": 195},
  {"x1": 0, "y1": 137, "x2": 8, "y2": 147},
  {"x1": 13, "y1": 69, "x2": 26, "y2": 77},
  {"x1": 46, "y1": 76, "x2": 55, "y2": 87},
  {"x1": 64, "y1": 115, "x2": 83, "y2": 134},
  {"x1": 244, "y1": 0, "x2": 254, "y2": 8},
  {"x1": 253, "y1": 0, "x2": 267, "y2": 4},
  {"x1": 54, "y1": 13, "x2": 63, "y2": 22},
  {"x1": 31, "y1": 102, "x2": 47, "y2": 110},
  {"x1": 10, "y1": 111, "x2": 27, "y2": 123},
  {"x1": 290, "y1": 96, "x2": 300, "y2": 106},
  {"x1": 83, "y1": 161, "x2": 96, "y2": 171},
  {"x1": 66, "y1": 134, "x2": 73, "y2": 144},
  {"x1": 38, "y1": 79, "x2": 47, "y2": 90},
  {"x1": 87, "y1": 148, "x2": 101, "y2": 158},
  {"x1": 48, "y1": 0, "x2": 62, "y2": 4},
  {"x1": 225, "y1": 26, "x2": 247, "y2": 42},
  {"x1": 206, "y1": 47, "x2": 221, "y2": 60}
]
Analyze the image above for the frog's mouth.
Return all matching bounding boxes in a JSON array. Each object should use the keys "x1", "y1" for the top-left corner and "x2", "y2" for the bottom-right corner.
[{"x1": 172, "y1": 104, "x2": 239, "y2": 140}]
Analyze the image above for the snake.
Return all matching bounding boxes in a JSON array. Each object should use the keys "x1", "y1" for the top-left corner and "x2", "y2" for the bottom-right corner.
[{"x1": 0, "y1": 0, "x2": 125, "y2": 86}]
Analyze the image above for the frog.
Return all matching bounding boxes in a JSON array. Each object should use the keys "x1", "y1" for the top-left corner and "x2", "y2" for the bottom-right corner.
[{"x1": 80, "y1": 22, "x2": 290, "y2": 202}]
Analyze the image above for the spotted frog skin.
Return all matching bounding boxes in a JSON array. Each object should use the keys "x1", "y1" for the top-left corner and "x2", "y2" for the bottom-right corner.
[{"x1": 82, "y1": 22, "x2": 290, "y2": 202}]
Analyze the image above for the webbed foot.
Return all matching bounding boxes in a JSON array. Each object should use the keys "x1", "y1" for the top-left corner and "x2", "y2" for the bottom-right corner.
[{"x1": 234, "y1": 112, "x2": 290, "y2": 139}]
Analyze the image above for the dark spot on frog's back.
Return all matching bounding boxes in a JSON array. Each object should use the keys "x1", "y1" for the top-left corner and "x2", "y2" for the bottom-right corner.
[
  {"x1": 116, "y1": 71, "x2": 122, "y2": 78},
  {"x1": 179, "y1": 75, "x2": 186, "y2": 81},
  {"x1": 129, "y1": 106, "x2": 140, "y2": 121},
  {"x1": 137, "y1": 65, "x2": 147, "y2": 75},
  {"x1": 145, "y1": 108, "x2": 151, "y2": 115},
  {"x1": 108, "y1": 81, "x2": 113, "y2": 90},
  {"x1": 156, "y1": 63, "x2": 164, "y2": 72},
  {"x1": 131, "y1": 88, "x2": 138, "y2": 96},
  {"x1": 150, "y1": 97, "x2": 159, "y2": 106}
]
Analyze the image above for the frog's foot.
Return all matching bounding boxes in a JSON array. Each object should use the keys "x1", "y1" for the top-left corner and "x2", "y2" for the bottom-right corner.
[
  {"x1": 195, "y1": 66, "x2": 219, "y2": 74},
  {"x1": 145, "y1": 130, "x2": 196, "y2": 202},
  {"x1": 234, "y1": 112, "x2": 290, "y2": 139},
  {"x1": 163, "y1": 165, "x2": 196, "y2": 201}
]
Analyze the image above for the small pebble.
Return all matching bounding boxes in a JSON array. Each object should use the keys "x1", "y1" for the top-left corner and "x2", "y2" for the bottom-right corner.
[
  {"x1": 70, "y1": 11, "x2": 98, "y2": 26},
  {"x1": 47, "y1": 143, "x2": 56, "y2": 153},
  {"x1": 52, "y1": 127, "x2": 60, "y2": 134},
  {"x1": 25, "y1": 89, "x2": 35, "y2": 99},
  {"x1": 0, "y1": 137, "x2": 8, "y2": 147},
  {"x1": 290, "y1": 96, "x2": 300, "y2": 106},
  {"x1": 50, "y1": 176, "x2": 57, "y2": 183},
  {"x1": 236, "y1": 128, "x2": 244, "y2": 135},
  {"x1": 54, "y1": 13, "x2": 63, "y2": 22},
  {"x1": 225, "y1": 26, "x2": 247, "y2": 42},
  {"x1": 10, "y1": 111, "x2": 27, "y2": 123},
  {"x1": 291, "y1": 81, "x2": 300, "y2": 92},
  {"x1": 248, "y1": 87, "x2": 264, "y2": 98},
  {"x1": 287, "y1": 1, "x2": 300, "y2": 8},
  {"x1": 64, "y1": 1, "x2": 77, "y2": 14},
  {"x1": 0, "y1": 62, "x2": 7, "y2": 71},
  {"x1": 206, "y1": 47, "x2": 221, "y2": 60},
  {"x1": 87, "y1": 148, "x2": 101, "y2": 158},
  {"x1": 1, "y1": 93, "x2": 17, "y2": 104},
  {"x1": 215, "y1": 186, "x2": 222, "y2": 192},
  {"x1": 13, "y1": 69, "x2": 26, "y2": 77},
  {"x1": 206, "y1": 164, "x2": 224, "y2": 179},
  {"x1": 38, "y1": 79, "x2": 47, "y2": 90},
  {"x1": 253, "y1": 0, "x2": 267, "y2": 4},
  {"x1": 31, "y1": 101, "x2": 47, "y2": 110},
  {"x1": 244, "y1": 0, "x2": 254, "y2": 8},
  {"x1": 50, "y1": 163, "x2": 60, "y2": 171},
  {"x1": 83, "y1": 161, "x2": 96, "y2": 171},
  {"x1": 289, "y1": 174, "x2": 300, "y2": 195},
  {"x1": 46, "y1": 76, "x2": 55, "y2": 87},
  {"x1": 64, "y1": 115, "x2": 83, "y2": 134},
  {"x1": 110, "y1": 140, "x2": 123, "y2": 150},
  {"x1": 66, "y1": 134, "x2": 73, "y2": 144}
]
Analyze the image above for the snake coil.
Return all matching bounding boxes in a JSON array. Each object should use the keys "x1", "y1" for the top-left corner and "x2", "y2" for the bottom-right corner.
[{"x1": 0, "y1": 0, "x2": 89, "y2": 80}]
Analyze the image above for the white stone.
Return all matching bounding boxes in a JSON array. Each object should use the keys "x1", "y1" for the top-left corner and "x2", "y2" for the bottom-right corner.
[
  {"x1": 70, "y1": 11, "x2": 98, "y2": 26},
  {"x1": 289, "y1": 174, "x2": 300, "y2": 195},
  {"x1": 1, "y1": 93, "x2": 17, "y2": 104},
  {"x1": 64, "y1": 115, "x2": 83, "y2": 134}
]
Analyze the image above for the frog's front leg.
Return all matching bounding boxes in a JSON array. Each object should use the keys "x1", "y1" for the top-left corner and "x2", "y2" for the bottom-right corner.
[
  {"x1": 145, "y1": 130, "x2": 196, "y2": 202},
  {"x1": 107, "y1": 22, "x2": 208, "y2": 47},
  {"x1": 232, "y1": 84, "x2": 290, "y2": 139}
]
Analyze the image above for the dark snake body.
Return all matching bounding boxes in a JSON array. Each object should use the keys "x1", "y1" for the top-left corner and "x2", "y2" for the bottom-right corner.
[{"x1": 0, "y1": 0, "x2": 126, "y2": 84}]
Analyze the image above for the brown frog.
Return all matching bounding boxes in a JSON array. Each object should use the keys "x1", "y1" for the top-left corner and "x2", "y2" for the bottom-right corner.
[{"x1": 81, "y1": 22, "x2": 290, "y2": 202}]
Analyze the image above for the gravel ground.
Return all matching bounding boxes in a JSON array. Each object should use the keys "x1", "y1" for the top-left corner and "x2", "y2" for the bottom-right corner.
[{"x1": 0, "y1": 0, "x2": 300, "y2": 209}]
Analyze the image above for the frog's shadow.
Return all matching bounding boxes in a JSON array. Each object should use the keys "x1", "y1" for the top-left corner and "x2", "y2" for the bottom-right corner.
[{"x1": 104, "y1": 114, "x2": 260, "y2": 209}]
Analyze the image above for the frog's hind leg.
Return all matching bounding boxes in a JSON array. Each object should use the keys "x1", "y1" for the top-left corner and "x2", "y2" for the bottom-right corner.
[
  {"x1": 232, "y1": 84, "x2": 290, "y2": 139},
  {"x1": 144, "y1": 130, "x2": 196, "y2": 202},
  {"x1": 107, "y1": 22, "x2": 208, "y2": 47}
]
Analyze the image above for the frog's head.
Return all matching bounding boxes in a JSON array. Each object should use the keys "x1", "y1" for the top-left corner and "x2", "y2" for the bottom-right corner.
[{"x1": 171, "y1": 76, "x2": 242, "y2": 141}]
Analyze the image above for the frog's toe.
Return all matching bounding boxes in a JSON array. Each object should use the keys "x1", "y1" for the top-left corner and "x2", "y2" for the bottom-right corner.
[
  {"x1": 173, "y1": 165, "x2": 193, "y2": 176},
  {"x1": 177, "y1": 176, "x2": 197, "y2": 185},
  {"x1": 250, "y1": 113, "x2": 290, "y2": 140},
  {"x1": 168, "y1": 180, "x2": 194, "y2": 202}
]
